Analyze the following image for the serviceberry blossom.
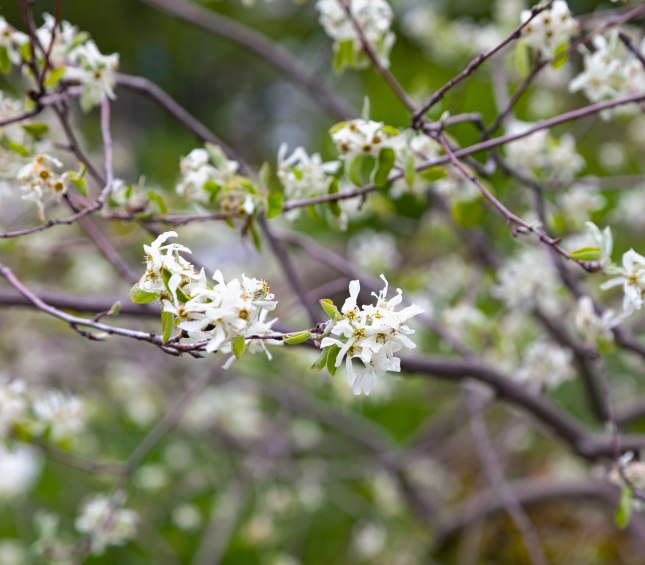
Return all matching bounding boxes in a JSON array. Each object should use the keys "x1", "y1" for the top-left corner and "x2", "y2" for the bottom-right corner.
[
  {"x1": 609, "y1": 452, "x2": 645, "y2": 510},
  {"x1": 0, "y1": 377, "x2": 29, "y2": 439},
  {"x1": 317, "y1": 0, "x2": 395, "y2": 69},
  {"x1": 277, "y1": 144, "x2": 339, "y2": 205},
  {"x1": 601, "y1": 249, "x2": 645, "y2": 316},
  {"x1": 558, "y1": 184, "x2": 605, "y2": 227},
  {"x1": 347, "y1": 230, "x2": 400, "y2": 274},
  {"x1": 66, "y1": 40, "x2": 119, "y2": 110},
  {"x1": 516, "y1": 340, "x2": 575, "y2": 392},
  {"x1": 75, "y1": 494, "x2": 139, "y2": 555},
  {"x1": 331, "y1": 119, "x2": 399, "y2": 161},
  {"x1": 569, "y1": 30, "x2": 645, "y2": 117},
  {"x1": 320, "y1": 276, "x2": 423, "y2": 396},
  {"x1": 574, "y1": 296, "x2": 620, "y2": 344},
  {"x1": 505, "y1": 120, "x2": 584, "y2": 181},
  {"x1": 35, "y1": 14, "x2": 83, "y2": 68},
  {"x1": 521, "y1": 1, "x2": 578, "y2": 56},
  {"x1": 0, "y1": 445, "x2": 42, "y2": 499},
  {"x1": 17, "y1": 154, "x2": 69, "y2": 220},
  {"x1": 0, "y1": 92, "x2": 27, "y2": 146},
  {"x1": 176, "y1": 145, "x2": 255, "y2": 215},
  {"x1": 132, "y1": 232, "x2": 279, "y2": 362},
  {"x1": 0, "y1": 17, "x2": 29, "y2": 66},
  {"x1": 33, "y1": 391, "x2": 87, "y2": 442}
]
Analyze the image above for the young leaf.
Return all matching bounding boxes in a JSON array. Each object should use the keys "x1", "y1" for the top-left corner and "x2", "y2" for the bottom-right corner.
[
  {"x1": 232, "y1": 335, "x2": 246, "y2": 358},
  {"x1": 0, "y1": 46, "x2": 11, "y2": 74},
  {"x1": 44, "y1": 66, "x2": 66, "y2": 88},
  {"x1": 311, "y1": 348, "x2": 330, "y2": 371},
  {"x1": 373, "y1": 147, "x2": 396, "y2": 187},
  {"x1": 320, "y1": 299, "x2": 341, "y2": 320},
  {"x1": 22, "y1": 122, "x2": 49, "y2": 139},
  {"x1": 570, "y1": 247, "x2": 601, "y2": 261},
  {"x1": 326, "y1": 345, "x2": 341, "y2": 376},
  {"x1": 615, "y1": 487, "x2": 633, "y2": 529},
  {"x1": 147, "y1": 191, "x2": 168, "y2": 215},
  {"x1": 284, "y1": 331, "x2": 312, "y2": 345},
  {"x1": 327, "y1": 178, "x2": 342, "y2": 218},
  {"x1": 130, "y1": 285, "x2": 158, "y2": 305},
  {"x1": 266, "y1": 190, "x2": 284, "y2": 219},
  {"x1": 161, "y1": 311, "x2": 174, "y2": 343}
]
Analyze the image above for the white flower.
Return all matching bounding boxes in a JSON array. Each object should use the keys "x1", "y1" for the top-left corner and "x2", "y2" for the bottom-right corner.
[
  {"x1": 0, "y1": 445, "x2": 42, "y2": 498},
  {"x1": 33, "y1": 391, "x2": 86, "y2": 442},
  {"x1": 0, "y1": 377, "x2": 29, "y2": 438},
  {"x1": 558, "y1": 185, "x2": 605, "y2": 227},
  {"x1": 316, "y1": 0, "x2": 395, "y2": 69},
  {"x1": 352, "y1": 522, "x2": 387, "y2": 560},
  {"x1": 601, "y1": 249, "x2": 645, "y2": 316},
  {"x1": 0, "y1": 17, "x2": 29, "y2": 66},
  {"x1": 348, "y1": 230, "x2": 400, "y2": 274},
  {"x1": 17, "y1": 154, "x2": 69, "y2": 220},
  {"x1": 521, "y1": 0, "x2": 578, "y2": 56},
  {"x1": 569, "y1": 31, "x2": 645, "y2": 118},
  {"x1": 75, "y1": 494, "x2": 138, "y2": 555},
  {"x1": 277, "y1": 144, "x2": 339, "y2": 206},
  {"x1": 36, "y1": 14, "x2": 82, "y2": 68},
  {"x1": 575, "y1": 296, "x2": 620, "y2": 343},
  {"x1": 331, "y1": 119, "x2": 399, "y2": 161},
  {"x1": 516, "y1": 340, "x2": 575, "y2": 392},
  {"x1": 320, "y1": 276, "x2": 423, "y2": 396},
  {"x1": 66, "y1": 40, "x2": 119, "y2": 110}
]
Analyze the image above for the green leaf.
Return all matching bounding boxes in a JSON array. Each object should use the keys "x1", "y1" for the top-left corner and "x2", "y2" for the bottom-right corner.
[
  {"x1": 5, "y1": 141, "x2": 30, "y2": 157},
  {"x1": 162, "y1": 268, "x2": 172, "y2": 291},
  {"x1": 615, "y1": 487, "x2": 633, "y2": 529},
  {"x1": 373, "y1": 147, "x2": 396, "y2": 187},
  {"x1": 19, "y1": 42, "x2": 31, "y2": 61},
  {"x1": 451, "y1": 198, "x2": 483, "y2": 228},
  {"x1": 284, "y1": 331, "x2": 312, "y2": 345},
  {"x1": 249, "y1": 218, "x2": 262, "y2": 251},
  {"x1": 551, "y1": 41, "x2": 569, "y2": 69},
  {"x1": 22, "y1": 122, "x2": 49, "y2": 139},
  {"x1": 361, "y1": 96, "x2": 371, "y2": 120},
  {"x1": 570, "y1": 247, "x2": 601, "y2": 261},
  {"x1": 0, "y1": 46, "x2": 11, "y2": 75},
  {"x1": 515, "y1": 40, "x2": 530, "y2": 77},
  {"x1": 334, "y1": 39, "x2": 355, "y2": 74},
  {"x1": 320, "y1": 299, "x2": 341, "y2": 320},
  {"x1": 419, "y1": 166, "x2": 447, "y2": 182},
  {"x1": 161, "y1": 311, "x2": 174, "y2": 343},
  {"x1": 258, "y1": 161, "x2": 272, "y2": 192},
  {"x1": 130, "y1": 285, "x2": 157, "y2": 304},
  {"x1": 327, "y1": 178, "x2": 342, "y2": 218},
  {"x1": 147, "y1": 191, "x2": 168, "y2": 214},
  {"x1": 311, "y1": 348, "x2": 330, "y2": 371},
  {"x1": 266, "y1": 190, "x2": 284, "y2": 219},
  {"x1": 347, "y1": 155, "x2": 376, "y2": 187},
  {"x1": 326, "y1": 345, "x2": 341, "y2": 376},
  {"x1": 109, "y1": 301, "x2": 122, "y2": 316},
  {"x1": 44, "y1": 66, "x2": 66, "y2": 88},
  {"x1": 404, "y1": 152, "x2": 416, "y2": 188},
  {"x1": 175, "y1": 285, "x2": 191, "y2": 304},
  {"x1": 232, "y1": 335, "x2": 245, "y2": 358}
]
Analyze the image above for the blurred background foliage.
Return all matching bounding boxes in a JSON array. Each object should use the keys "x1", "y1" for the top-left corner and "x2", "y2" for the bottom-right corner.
[{"x1": 1, "y1": 0, "x2": 645, "y2": 563}]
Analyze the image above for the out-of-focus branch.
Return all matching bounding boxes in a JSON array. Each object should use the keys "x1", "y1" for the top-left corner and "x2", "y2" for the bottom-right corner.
[{"x1": 138, "y1": 0, "x2": 354, "y2": 120}]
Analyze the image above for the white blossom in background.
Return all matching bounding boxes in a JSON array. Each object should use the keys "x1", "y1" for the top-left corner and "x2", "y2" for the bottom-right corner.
[
  {"x1": 331, "y1": 119, "x2": 399, "y2": 160},
  {"x1": 0, "y1": 17, "x2": 29, "y2": 65},
  {"x1": 0, "y1": 377, "x2": 29, "y2": 438},
  {"x1": 609, "y1": 452, "x2": 645, "y2": 510},
  {"x1": 17, "y1": 154, "x2": 69, "y2": 220},
  {"x1": 277, "y1": 144, "x2": 339, "y2": 206},
  {"x1": 172, "y1": 503, "x2": 202, "y2": 532},
  {"x1": 521, "y1": 1, "x2": 578, "y2": 56},
  {"x1": 66, "y1": 40, "x2": 119, "y2": 110},
  {"x1": 615, "y1": 187, "x2": 645, "y2": 231},
  {"x1": 494, "y1": 246, "x2": 561, "y2": 312},
  {"x1": 516, "y1": 340, "x2": 575, "y2": 392},
  {"x1": 316, "y1": 0, "x2": 395, "y2": 68},
  {"x1": 352, "y1": 522, "x2": 387, "y2": 561},
  {"x1": 320, "y1": 276, "x2": 423, "y2": 396},
  {"x1": 348, "y1": 230, "x2": 400, "y2": 274},
  {"x1": 557, "y1": 184, "x2": 605, "y2": 227},
  {"x1": 75, "y1": 494, "x2": 139, "y2": 555},
  {"x1": 505, "y1": 120, "x2": 584, "y2": 181},
  {"x1": 433, "y1": 165, "x2": 480, "y2": 202},
  {"x1": 0, "y1": 445, "x2": 42, "y2": 498},
  {"x1": 35, "y1": 14, "x2": 83, "y2": 68},
  {"x1": 176, "y1": 145, "x2": 255, "y2": 214},
  {"x1": 441, "y1": 303, "x2": 487, "y2": 338},
  {"x1": 601, "y1": 249, "x2": 645, "y2": 317},
  {"x1": 575, "y1": 296, "x2": 620, "y2": 344},
  {"x1": 33, "y1": 391, "x2": 87, "y2": 442},
  {"x1": 0, "y1": 92, "x2": 28, "y2": 147},
  {"x1": 569, "y1": 30, "x2": 645, "y2": 117}
]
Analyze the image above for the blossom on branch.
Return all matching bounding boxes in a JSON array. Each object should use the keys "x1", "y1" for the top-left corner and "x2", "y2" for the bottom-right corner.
[
  {"x1": 17, "y1": 154, "x2": 70, "y2": 221},
  {"x1": 521, "y1": 1, "x2": 578, "y2": 56}
]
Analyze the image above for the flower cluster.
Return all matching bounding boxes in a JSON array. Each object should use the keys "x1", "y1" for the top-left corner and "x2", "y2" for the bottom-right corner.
[
  {"x1": 0, "y1": 17, "x2": 28, "y2": 66},
  {"x1": 320, "y1": 277, "x2": 423, "y2": 396},
  {"x1": 521, "y1": 0, "x2": 578, "y2": 56},
  {"x1": 176, "y1": 145, "x2": 257, "y2": 215},
  {"x1": 516, "y1": 340, "x2": 575, "y2": 392},
  {"x1": 569, "y1": 30, "x2": 645, "y2": 117},
  {"x1": 331, "y1": 119, "x2": 399, "y2": 161},
  {"x1": 317, "y1": 0, "x2": 395, "y2": 70},
  {"x1": 574, "y1": 296, "x2": 619, "y2": 345},
  {"x1": 277, "y1": 144, "x2": 339, "y2": 205},
  {"x1": 75, "y1": 494, "x2": 139, "y2": 555},
  {"x1": 131, "y1": 232, "x2": 278, "y2": 362},
  {"x1": 505, "y1": 120, "x2": 584, "y2": 181},
  {"x1": 601, "y1": 249, "x2": 645, "y2": 317},
  {"x1": 17, "y1": 154, "x2": 70, "y2": 220}
]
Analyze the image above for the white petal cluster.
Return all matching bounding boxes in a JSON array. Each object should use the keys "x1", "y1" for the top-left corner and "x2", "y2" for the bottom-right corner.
[
  {"x1": 32, "y1": 391, "x2": 87, "y2": 442},
  {"x1": 521, "y1": 1, "x2": 578, "y2": 55},
  {"x1": 75, "y1": 494, "x2": 138, "y2": 555},
  {"x1": 0, "y1": 17, "x2": 29, "y2": 66},
  {"x1": 347, "y1": 230, "x2": 400, "y2": 274},
  {"x1": 601, "y1": 249, "x2": 645, "y2": 317},
  {"x1": 320, "y1": 276, "x2": 423, "y2": 396},
  {"x1": 0, "y1": 445, "x2": 42, "y2": 499},
  {"x1": 0, "y1": 92, "x2": 27, "y2": 146},
  {"x1": 609, "y1": 453, "x2": 645, "y2": 496},
  {"x1": 516, "y1": 340, "x2": 575, "y2": 392},
  {"x1": 134, "y1": 232, "x2": 278, "y2": 360},
  {"x1": 569, "y1": 30, "x2": 645, "y2": 117},
  {"x1": 331, "y1": 119, "x2": 399, "y2": 161},
  {"x1": 17, "y1": 154, "x2": 69, "y2": 220},
  {"x1": 176, "y1": 145, "x2": 255, "y2": 215},
  {"x1": 277, "y1": 144, "x2": 339, "y2": 204},
  {"x1": 494, "y1": 247, "x2": 560, "y2": 311},
  {"x1": 558, "y1": 185, "x2": 605, "y2": 227},
  {"x1": 316, "y1": 0, "x2": 395, "y2": 68},
  {"x1": 36, "y1": 13, "x2": 83, "y2": 68},
  {"x1": 505, "y1": 121, "x2": 584, "y2": 181},
  {"x1": 574, "y1": 296, "x2": 620, "y2": 344},
  {"x1": 0, "y1": 378, "x2": 29, "y2": 438},
  {"x1": 66, "y1": 41, "x2": 119, "y2": 110}
]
